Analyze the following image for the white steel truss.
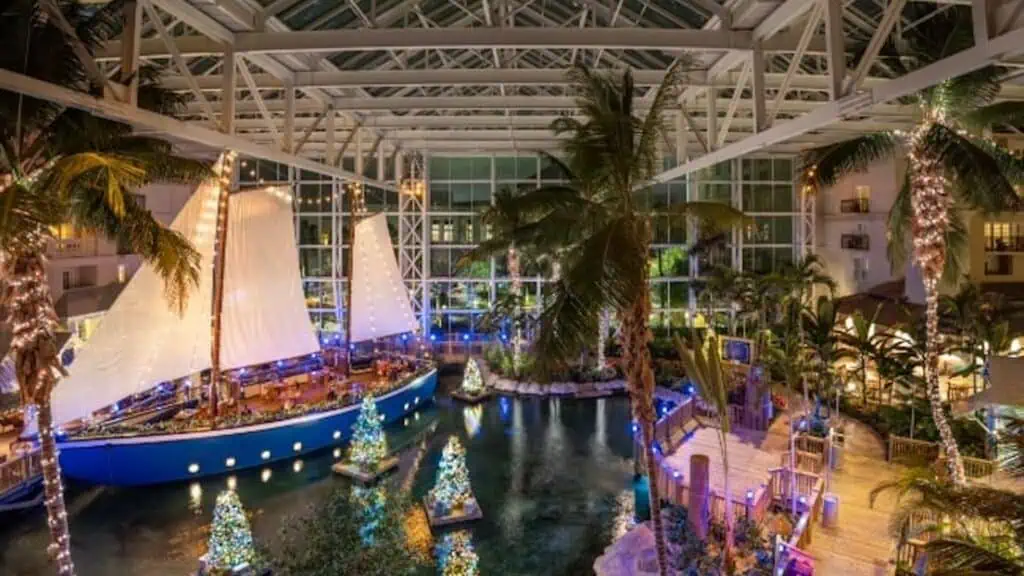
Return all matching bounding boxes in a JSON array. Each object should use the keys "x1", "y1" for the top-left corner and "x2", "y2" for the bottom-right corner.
[{"x1": 3, "y1": 0, "x2": 1024, "y2": 182}]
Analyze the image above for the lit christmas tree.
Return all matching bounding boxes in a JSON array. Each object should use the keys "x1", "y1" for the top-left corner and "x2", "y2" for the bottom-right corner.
[
  {"x1": 461, "y1": 358, "x2": 483, "y2": 394},
  {"x1": 430, "y1": 436, "x2": 472, "y2": 512},
  {"x1": 207, "y1": 490, "x2": 256, "y2": 571},
  {"x1": 436, "y1": 531, "x2": 479, "y2": 576},
  {"x1": 349, "y1": 395, "x2": 387, "y2": 470}
]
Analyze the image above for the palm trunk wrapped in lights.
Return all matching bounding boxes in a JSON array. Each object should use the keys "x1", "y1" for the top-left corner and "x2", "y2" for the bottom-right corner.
[
  {"x1": 1, "y1": 238, "x2": 76, "y2": 575},
  {"x1": 907, "y1": 121, "x2": 967, "y2": 486},
  {"x1": 620, "y1": 222, "x2": 669, "y2": 576},
  {"x1": 507, "y1": 244, "x2": 522, "y2": 376},
  {"x1": 596, "y1": 309, "x2": 609, "y2": 371}
]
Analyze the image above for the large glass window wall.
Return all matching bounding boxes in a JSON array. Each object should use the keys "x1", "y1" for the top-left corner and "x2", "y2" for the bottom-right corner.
[{"x1": 238, "y1": 153, "x2": 799, "y2": 338}]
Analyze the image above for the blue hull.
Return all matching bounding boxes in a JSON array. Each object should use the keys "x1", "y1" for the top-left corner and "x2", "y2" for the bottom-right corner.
[{"x1": 57, "y1": 369, "x2": 438, "y2": 486}]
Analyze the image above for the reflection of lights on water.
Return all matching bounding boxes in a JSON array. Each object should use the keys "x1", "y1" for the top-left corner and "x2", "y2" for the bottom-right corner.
[
  {"x1": 188, "y1": 482, "x2": 202, "y2": 513},
  {"x1": 261, "y1": 469, "x2": 272, "y2": 483},
  {"x1": 333, "y1": 448, "x2": 342, "y2": 459},
  {"x1": 293, "y1": 460, "x2": 304, "y2": 473},
  {"x1": 463, "y1": 405, "x2": 483, "y2": 437},
  {"x1": 414, "y1": 412, "x2": 420, "y2": 421},
  {"x1": 261, "y1": 450, "x2": 271, "y2": 460},
  {"x1": 499, "y1": 396, "x2": 511, "y2": 421},
  {"x1": 227, "y1": 475, "x2": 237, "y2": 491},
  {"x1": 611, "y1": 490, "x2": 637, "y2": 538}
]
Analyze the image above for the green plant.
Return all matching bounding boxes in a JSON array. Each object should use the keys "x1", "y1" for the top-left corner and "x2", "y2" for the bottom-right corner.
[{"x1": 275, "y1": 487, "x2": 431, "y2": 576}]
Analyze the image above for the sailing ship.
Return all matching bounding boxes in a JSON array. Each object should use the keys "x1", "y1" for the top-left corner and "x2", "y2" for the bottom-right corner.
[{"x1": 52, "y1": 154, "x2": 436, "y2": 486}]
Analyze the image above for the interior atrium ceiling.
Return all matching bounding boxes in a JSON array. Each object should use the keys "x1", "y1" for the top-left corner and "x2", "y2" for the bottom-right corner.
[{"x1": 3, "y1": 0, "x2": 1024, "y2": 187}]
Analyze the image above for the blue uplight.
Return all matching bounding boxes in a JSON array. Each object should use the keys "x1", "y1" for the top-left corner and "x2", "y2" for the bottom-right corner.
[
  {"x1": 430, "y1": 334, "x2": 437, "y2": 342},
  {"x1": 462, "y1": 333, "x2": 470, "y2": 341},
  {"x1": 277, "y1": 360, "x2": 284, "y2": 368},
  {"x1": 631, "y1": 422, "x2": 639, "y2": 434},
  {"x1": 402, "y1": 333, "x2": 409, "y2": 341}
]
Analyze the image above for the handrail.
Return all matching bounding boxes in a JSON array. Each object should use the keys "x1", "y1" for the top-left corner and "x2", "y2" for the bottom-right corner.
[
  {"x1": 0, "y1": 449, "x2": 42, "y2": 498},
  {"x1": 888, "y1": 435, "x2": 997, "y2": 479}
]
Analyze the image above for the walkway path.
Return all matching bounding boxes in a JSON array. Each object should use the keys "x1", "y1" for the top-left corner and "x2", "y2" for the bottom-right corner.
[{"x1": 807, "y1": 416, "x2": 902, "y2": 575}]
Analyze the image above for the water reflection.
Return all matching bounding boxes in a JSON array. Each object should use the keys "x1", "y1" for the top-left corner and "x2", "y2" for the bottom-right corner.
[{"x1": 463, "y1": 404, "x2": 483, "y2": 438}]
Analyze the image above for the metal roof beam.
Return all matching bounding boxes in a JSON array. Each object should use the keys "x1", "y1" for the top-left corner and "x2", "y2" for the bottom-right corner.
[{"x1": 100, "y1": 27, "x2": 763, "y2": 58}]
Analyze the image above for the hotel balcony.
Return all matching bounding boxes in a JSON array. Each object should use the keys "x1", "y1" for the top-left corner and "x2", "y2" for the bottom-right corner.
[
  {"x1": 985, "y1": 237, "x2": 1024, "y2": 252},
  {"x1": 839, "y1": 198, "x2": 870, "y2": 214},
  {"x1": 841, "y1": 233, "x2": 870, "y2": 251}
]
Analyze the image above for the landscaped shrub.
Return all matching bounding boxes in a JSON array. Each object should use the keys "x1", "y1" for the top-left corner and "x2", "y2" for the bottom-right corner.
[
  {"x1": 840, "y1": 398, "x2": 990, "y2": 458},
  {"x1": 662, "y1": 505, "x2": 774, "y2": 576}
]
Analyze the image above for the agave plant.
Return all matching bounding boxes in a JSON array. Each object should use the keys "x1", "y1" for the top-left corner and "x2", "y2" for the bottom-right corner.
[{"x1": 802, "y1": 7, "x2": 1024, "y2": 485}]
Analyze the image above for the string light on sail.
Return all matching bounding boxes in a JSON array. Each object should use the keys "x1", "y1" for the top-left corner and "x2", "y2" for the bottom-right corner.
[{"x1": 348, "y1": 181, "x2": 367, "y2": 216}]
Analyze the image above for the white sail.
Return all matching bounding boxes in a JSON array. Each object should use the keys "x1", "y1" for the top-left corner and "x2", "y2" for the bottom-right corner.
[
  {"x1": 53, "y1": 178, "x2": 218, "y2": 425},
  {"x1": 348, "y1": 213, "x2": 419, "y2": 343},
  {"x1": 219, "y1": 189, "x2": 319, "y2": 369},
  {"x1": 53, "y1": 183, "x2": 319, "y2": 425}
]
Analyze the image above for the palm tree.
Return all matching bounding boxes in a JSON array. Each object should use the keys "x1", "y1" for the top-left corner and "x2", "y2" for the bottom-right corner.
[
  {"x1": 477, "y1": 63, "x2": 745, "y2": 576},
  {"x1": 675, "y1": 330, "x2": 736, "y2": 572},
  {"x1": 870, "y1": 467, "x2": 1024, "y2": 574},
  {"x1": 479, "y1": 187, "x2": 530, "y2": 375},
  {"x1": 802, "y1": 296, "x2": 842, "y2": 416},
  {"x1": 766, "y1": 300, "x2": 814, "y2": 519},
  {"x1": 1, "y1": 3, "x2": 209, "y2": 572},
  {"x1": 802, "y1": 7, "x2": 1024, "y2": 485},
  {"x1": 775, "y1": 254, "x2": 836, "y2": 306},
  {"x1": 838, "y1": 306, "x2": 883, "y2": 406},
  {"x1": 941, "y1": 282, "x2": 985, "y2": 395}
]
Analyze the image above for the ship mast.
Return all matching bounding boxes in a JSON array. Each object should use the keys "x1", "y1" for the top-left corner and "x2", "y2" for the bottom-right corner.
[
  {"x1": 209, "y1": 151, "x2": 237, "y2": 422},
  {"x1": 344, "y1": 181, "x2": 365, "y2": 377}
]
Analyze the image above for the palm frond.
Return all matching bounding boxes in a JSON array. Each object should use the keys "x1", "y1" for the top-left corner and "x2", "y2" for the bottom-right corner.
[
  {"x1": 657, "y1": 200, "x2": 749, "y2": 230},
  {"x1": 41, "y1": 152, "x2": 147, "y2": 216},
  {"x1": 925, "y1": 124, "x2": 1023, "y2": 214},
  {"x1": 531, "y1": 216, "x2": 646, "y2": 376},
  {"x1": 926, "y1": 537, "x2": 1024, "y2": 575},
  {"x1": 960, "y1": 101, "x2": 1024, "y2": 133},
  {"x1": 637, "y1": 58, "x2": 691, "y2": 182},
  {"x1": 933, "y1": 65, "x2": 1005, "y2": 115},
  {"x1": 887, "y1": 172, "x2": 913, "y2": 275},
  {"x1": 801, "y1": 132, "x2": 900, "y2": 188}
]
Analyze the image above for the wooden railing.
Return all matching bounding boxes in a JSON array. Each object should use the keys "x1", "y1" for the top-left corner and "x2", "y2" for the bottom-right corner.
[
  {"x1": 795, "y1": 434, "x2": 828, "y2": 457},
  {"x1": 769, "y1": 467, "x2": 825, "y2": 575},
  {"x1": 781, "y1": 450, "x2": 825, "y2": 475},
  {"x1": 888, "y1": 435, "x2": 997, "y2": 480},
  {"x1": 0, "y1": 449, "x2": 42, "y2": 498}
]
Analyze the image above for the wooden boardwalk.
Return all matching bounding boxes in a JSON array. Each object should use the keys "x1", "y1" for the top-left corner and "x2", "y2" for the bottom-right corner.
[{"x1": 807, "y1": 417, "x2": 901, "y2": 576}]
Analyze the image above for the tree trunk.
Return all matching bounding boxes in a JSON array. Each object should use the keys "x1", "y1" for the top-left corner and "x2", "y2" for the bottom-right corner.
[
  {"x1": 720, "y1": 431, "x2": 734, "y2": 573},
  {"x1": 38, "y1": 397, "x2": 75, "y2": 575},
  {"x1": 597, "y1": 309, "x2": 609, "y2": 372},
  {"x1": 508, "y1": 245, "x2": 522, "y2": 376},
  {"x1": 1, "y1": 246, "x2": 76, "y2": 575},
  {"x1": 923, "y1": 277, "x2": 967, "y2": 484},
  {"x1": 621, "y1": 283, "x2": 668, "y2": 576},
  {"x1": 907, "y1": 123, "x2": 966, "y2": 485}
]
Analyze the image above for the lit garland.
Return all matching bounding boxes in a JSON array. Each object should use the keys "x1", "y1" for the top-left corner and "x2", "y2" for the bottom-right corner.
[
  {"x1": 2, "y1": 233, "x2": 75, "y2": 575},
  {"x1": 349, "y1": 395, "x2": 387, "y2": 470},
  {"x1": 207, "y1": 490, "x2": 256, "y2": 571},
  {"x1": 905, "y1": 119, "x2": 967, "y2": 486},
  {"x1": 430, "y1": 436, "x2": 472, "y2": 513},
  {"x1": 461, "y1": 358, "x2": 483, "y2": 394},
  {"x1": 436, "y1": 531, "x2": 479, "y2": 576}
]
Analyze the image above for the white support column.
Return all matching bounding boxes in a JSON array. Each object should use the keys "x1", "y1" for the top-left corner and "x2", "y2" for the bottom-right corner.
[
  {"x1": 751, "y1": 41, "x2": 767, "y2": 133},
  {"x1": 706, "y1": 87, "x2": 718, "y2": 151},
  {"x1": 221, "y1": 46, "x2": 236, "y2": 134},
  {"x1": 120, "y1": 0, "x2": 142, "y2": 106},
  {"x1": 421, "y1": 152, "x2": 432, "y2": 333},
  {"x1": 824, "y1": 0, "x2": 847, "y2": 99},
  {"x1": 675, "y1": 112, "x2": 688, "y2": 162},
  {"x1": 355, "y1": 129, "x2": 363, "y2": 175},
  {"x1": 799, "y1": 179, "x2": 816, "y2": 259},
  {"x1": 973, "y1": 0, "x2": 990, "y2": 45},
  {"x1": 283, "y1": 83, "x2": 295, "y2": 153},
  {"x1": 325, "y1": 108, "x2": 335, "y2": 162}
]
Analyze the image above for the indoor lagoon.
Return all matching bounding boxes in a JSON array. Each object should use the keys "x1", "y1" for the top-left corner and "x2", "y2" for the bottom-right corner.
[{"x1": 0, "y1": 374, "x2": 643, "y2": 575}]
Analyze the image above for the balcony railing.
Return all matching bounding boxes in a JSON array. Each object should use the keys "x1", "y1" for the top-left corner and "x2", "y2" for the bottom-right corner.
[
  {"x1": 841, "y1": 234, "x2": 870, "y2": 251},
  {"x1": 46, "y1": 238, "x2": 99, "y2": 259},
  {"x1": 985, "y1": 236, "x2": 1024, "y2": 252},
  {"x1": 839, "y1": 198, "x2": 870, "y2": 213}
]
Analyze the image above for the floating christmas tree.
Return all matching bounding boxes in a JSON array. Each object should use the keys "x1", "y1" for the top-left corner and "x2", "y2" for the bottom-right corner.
[
  {"x1": 350, "y1": 395, "x2": 387, "y2": 470},
  {"x1": 436, "y1": 531, "x2": 479, "y2": 576},
  {"x1": 461, "y1": 358, "x2": 483, "y2": 394},
  {"x1": 207, "y1": 490, "x2": 256, "y2": 571},
  {"x1": 430, "y1": 436, "x2": 472, "y2": 512}
]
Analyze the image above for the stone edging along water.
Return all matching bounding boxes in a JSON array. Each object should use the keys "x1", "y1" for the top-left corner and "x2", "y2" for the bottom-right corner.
[{"x1": 482, "y1": 369, "x2": 628, "y2": 397}]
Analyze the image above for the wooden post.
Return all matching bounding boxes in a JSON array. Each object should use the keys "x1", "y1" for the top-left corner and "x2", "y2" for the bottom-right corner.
[
  {"x1": 689, "y1": 454, "x2": 711, "y2": 540},
  {"x1": 209, "y1": 152, "x2": 236, "y2": 421}
]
